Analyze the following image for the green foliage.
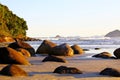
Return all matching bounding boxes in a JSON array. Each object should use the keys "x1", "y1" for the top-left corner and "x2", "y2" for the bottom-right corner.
[{"x1": 0, "y1": 3, "x2": 28, "y2": 38}]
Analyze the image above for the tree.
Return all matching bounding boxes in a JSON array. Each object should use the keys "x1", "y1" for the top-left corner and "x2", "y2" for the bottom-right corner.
[{"x1": 0, "y1": 3, "x2": 28, "y2": 38}]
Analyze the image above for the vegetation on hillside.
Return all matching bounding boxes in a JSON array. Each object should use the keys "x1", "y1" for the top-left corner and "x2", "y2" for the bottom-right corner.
[{"x1": 0, "y1": 3, "x2": 28, "y2": 38}]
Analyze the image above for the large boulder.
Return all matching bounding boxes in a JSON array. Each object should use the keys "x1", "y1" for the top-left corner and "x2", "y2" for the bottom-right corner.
[
  {"x1": 8, "y1": 39, "x2": 35, "y2": 56},
  {"x1": 16, "y1": 48, "x2": 31, "y2": 57},
  {"x1": 100, "y1": 68, "x2": 120, "y2": 77},
  {"x1": 50, "y1": 43, "x2": 74, "y2": 56},
  {"x1": 92, "y1": 52, "x2": 115, "y2": 59},
  {"x1": 53, "y1": 66, "x2": 82, "y2": 74},
  {"x1": 0, "y1": 47, "x2": 31, "y2": 65},
  {"x1": 113, "y1": 48, "x2": 120, "y2": 59},
  {"x1": 36, "y1": 40, "x2": 57, "y2": 54},
  {"x1": 0, "y1": 64, "x2": 28, "y2": 76},
  {"x1": 71, "y1": 44, "x2": 84, "y2": 54},
  {"x1": 42, "y1": 55, "x2": 67, "y2": 63}
]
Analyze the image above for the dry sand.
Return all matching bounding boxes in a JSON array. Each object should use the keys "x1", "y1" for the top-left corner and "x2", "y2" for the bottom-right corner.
[{"x1": 0, "y1": 55, "x2": 120, "y2": 80}]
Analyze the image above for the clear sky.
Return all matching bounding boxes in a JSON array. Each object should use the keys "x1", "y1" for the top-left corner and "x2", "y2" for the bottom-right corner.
[{"x1": 0, "y1": 0, "x2": 120, "y2": 37}]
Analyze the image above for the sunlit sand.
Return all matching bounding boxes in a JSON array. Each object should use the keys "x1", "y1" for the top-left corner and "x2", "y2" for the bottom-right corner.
[{"x1": 0, "y1": 55, "x2": 120, "y2": 80}]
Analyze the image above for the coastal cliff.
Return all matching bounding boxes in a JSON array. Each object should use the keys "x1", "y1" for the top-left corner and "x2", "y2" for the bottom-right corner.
[{"x1": 0, "y1": 3, "x2": 28, "y2": 42}]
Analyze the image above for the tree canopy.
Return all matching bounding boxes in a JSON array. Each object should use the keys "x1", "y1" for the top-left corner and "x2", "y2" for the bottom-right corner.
[{"x1": 0, "y1": 3, "x2": 28, "y2": 38}]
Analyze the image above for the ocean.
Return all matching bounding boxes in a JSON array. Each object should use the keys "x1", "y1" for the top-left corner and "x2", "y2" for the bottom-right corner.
[{"x1": 26, "y1": 37, "x2": 120, "y2": 59}]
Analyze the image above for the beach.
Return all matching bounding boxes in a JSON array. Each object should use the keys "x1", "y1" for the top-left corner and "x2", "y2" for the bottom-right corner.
[
  {"x1": 1, "y1": 0, "x2": 120, "y2": 79},
  {"x1": 0, "y1": 54, "x2": 120, "y2": 80},
  {"x1": 0, "y1": 40, "x2": 120, "y2": 80}
]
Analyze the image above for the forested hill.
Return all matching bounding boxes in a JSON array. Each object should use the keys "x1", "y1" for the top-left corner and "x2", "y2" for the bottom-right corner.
[{"x1": 0, "y1": 3, "x2": 28, "y2": 38}]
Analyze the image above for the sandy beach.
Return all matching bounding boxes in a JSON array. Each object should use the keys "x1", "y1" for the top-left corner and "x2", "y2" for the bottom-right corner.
[
  {"x1": 0, "y1": 54, "x2": 120, "y2": 80},
  {"x1": 1, "y1": 0, "x2": 120, "y2": 79}
]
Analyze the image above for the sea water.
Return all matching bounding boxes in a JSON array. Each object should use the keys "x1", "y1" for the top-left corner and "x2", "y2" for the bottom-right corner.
[{"x1": 26, "y1": 38, "x2": 120, "y2": 59}]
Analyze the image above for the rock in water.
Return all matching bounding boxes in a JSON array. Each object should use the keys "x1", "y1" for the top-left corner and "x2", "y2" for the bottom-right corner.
[
  {"x1": 36, "y1": 40, "x2": 57, "y2": 54},
  {"x1": 113, "y1": 48, "x2": 120, "y2": 59},
  {"x1": 71, "y1": 44, "x2": 84, "y2": 54},
  {"x1": 92, "y1": 52, "x2": 115, "y2": 59},
  {"x1": 51, "y1": 43, "x2": 73, "y2": 56}
]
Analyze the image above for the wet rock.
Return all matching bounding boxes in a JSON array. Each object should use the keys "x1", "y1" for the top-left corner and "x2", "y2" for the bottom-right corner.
[
  {"x1": 53, "y1": 66, "x2": 82, "y2": 74},
  {"x1": 95, "y1": 48, "x2": 100, "y2": 50},
  {"x1": 83, "y1": 49, "x2": 89, "y2": 51},
  {"x1": 36, "y1": 40, "x2": 57, "y2": 54},
  {"x1": 113, "y1": 48, "x2": 120, "y2": 59},
  {"x1": 71, "y1": 44, "x2": 84, "y2": 54},
  {"x1": 42, "y1": 55, "x2": 67, "y2": 63},
  {"x1": 100, "y1": 68, "x2": 120, "y2": 77},
  {"x1": 51, "y1": 43, "x2": 73, "y2": 56},
  {"x1": 8, "y1": 39, "x2": 35, "y2": 56},
  {"x1": 92, "y1": 52, "x2": 115, "y2": 59}
]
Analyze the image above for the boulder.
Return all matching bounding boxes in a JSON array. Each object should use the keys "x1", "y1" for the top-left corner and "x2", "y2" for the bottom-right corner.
[
  {"x1": 0, "y1": 64, "x2": 28, "y2": 76},
  {"x1": 42, "y1": 55, "x2": 67, "y2": 63},
  {"x1": 8, "y1": 39, "x2": 35, "y2": 56},
  {"x1": 100, "y1": 68, "x2": 120, "y2": 77},
  {"x1": 36, "y1": 40, "x2": 57, "y2": 54},
  {"x1": 94, "y1": 48, "x2": 101, "y2": 50},
  {"x1": 50, "y1": 43, "x2": 73, "y2": 56},
  {"x1": 16, "y1": 48, "x2": 31, "y2": 57},
  {"x1": 83, "y1": 49, "x2": 89, "y2": 51},
  {"x1": 92, "y1": 52, "x2": 115, "y2": 59},
  {"x1": 71, "y1": 44, "x2": 84, "y2": 54},
  {"x1": 0, "y1": 37, "x2": 15, "y2": 42},
  {"x1": 53, "y1": 66, "x2": 82, "y2": 74},
  {"x1": 113, "y1": 48, "x2": 120, "y2": 59},
  {"x1": 0, "y1": 47, "x2": 31, "y2": 65}
]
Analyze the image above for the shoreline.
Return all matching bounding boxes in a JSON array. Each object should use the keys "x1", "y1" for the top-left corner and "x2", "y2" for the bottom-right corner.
[{"x1": 0, "y1": 40, "x2": 120, "y2": 80}]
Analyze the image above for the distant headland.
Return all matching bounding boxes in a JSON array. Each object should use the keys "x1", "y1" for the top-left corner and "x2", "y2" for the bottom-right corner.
[{"x1": 105, "y1": 29, "x2": 120, "y2": 37}]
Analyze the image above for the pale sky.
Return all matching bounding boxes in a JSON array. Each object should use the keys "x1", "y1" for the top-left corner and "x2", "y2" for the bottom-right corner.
[{"x1": 0, "y1": 0, "x2": 120, "y2": 37}]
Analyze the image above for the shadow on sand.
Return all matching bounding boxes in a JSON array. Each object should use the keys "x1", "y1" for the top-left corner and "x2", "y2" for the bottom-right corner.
[{"x1": 29, "y1": 71, "x2": 104, "y2": 78}]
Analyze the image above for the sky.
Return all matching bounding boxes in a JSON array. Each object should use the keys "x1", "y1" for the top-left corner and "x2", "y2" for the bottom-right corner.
[{"x1": 0, "y1": 0, "x2": 120, "y2": 37}]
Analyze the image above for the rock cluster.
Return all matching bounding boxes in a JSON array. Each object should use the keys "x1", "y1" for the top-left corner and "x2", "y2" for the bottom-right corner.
[
  {"x1": 36, "y1": 40, "x2": 84, "y2": 56},
  {"x1": 8, "y1": 39, "x2": 35, "y2": 56},
  {"x1": 0, "y1": 39, "x2": 120, "y2": 77}
]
